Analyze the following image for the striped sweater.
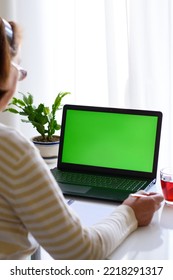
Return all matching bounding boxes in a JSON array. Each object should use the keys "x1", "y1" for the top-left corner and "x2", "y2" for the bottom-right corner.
[{"x1": 0, "y1": 124, "x2": 137, "y2": 259}]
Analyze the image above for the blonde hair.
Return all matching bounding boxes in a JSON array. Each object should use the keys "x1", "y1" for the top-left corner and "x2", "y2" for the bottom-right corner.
[{"x1": 0, "y1": 18, "x2": 22, "y2": 84}]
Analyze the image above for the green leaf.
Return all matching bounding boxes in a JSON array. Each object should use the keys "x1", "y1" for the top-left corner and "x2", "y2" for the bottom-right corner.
[
  {"x1": 37, "y1": 104, "x2": 45, "y2": 113},
  {"x1": 43, "y1": 107, "x2": 50, "y2": 115},
  {"x1": 8, "y1": 97, "x2": 25, "y2": 107},
  {"x1": 27, "y1": 93, "x2": 33, "y2": 105},
  {"x1": 19, "y1": 112, "x2": 29, "y2": 116},
  {"x1": 6, "y1": 108, "x2": 19, "y2": 114},
  {"x1": 21, "y1": 119, "x2": 30, "y2": 123},
  {"x1": 19, "y1": 92, "x2": 33, "y2": 105},
  {"x1": 52, "y1": 92, "x2": 71, "y2": 115},
  {"x1": 16, "y1": 99, "x2": 25, "y2": 106}
]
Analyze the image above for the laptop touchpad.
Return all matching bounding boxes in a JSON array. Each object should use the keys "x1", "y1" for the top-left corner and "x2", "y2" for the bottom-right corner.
[{"x1": 59, "y1": 183, "x2": 92, "y2": 194}]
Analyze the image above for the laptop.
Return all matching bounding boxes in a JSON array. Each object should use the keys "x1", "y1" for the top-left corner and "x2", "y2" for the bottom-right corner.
[{"x1": 51, "y1": 104, "x2": 162, "y2": 202}]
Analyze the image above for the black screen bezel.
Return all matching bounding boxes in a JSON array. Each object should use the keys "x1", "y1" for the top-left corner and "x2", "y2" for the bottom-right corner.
[{"x1": 58, "y1": 105, "x2": 162, "y2": 179}]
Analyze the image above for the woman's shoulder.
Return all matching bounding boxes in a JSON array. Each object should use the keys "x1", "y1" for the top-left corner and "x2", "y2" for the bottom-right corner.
[
  {"x1": 0, "y1": 123, "x2": 29, "y2": 141},
  {"x1": 0, "y1": 123, "x2": 35, "y2": 156}
]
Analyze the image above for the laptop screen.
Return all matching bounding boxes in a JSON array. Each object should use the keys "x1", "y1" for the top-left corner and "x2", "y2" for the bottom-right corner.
[{"x1": 58, "y1": 105, "x2": 162, "y2": 177}]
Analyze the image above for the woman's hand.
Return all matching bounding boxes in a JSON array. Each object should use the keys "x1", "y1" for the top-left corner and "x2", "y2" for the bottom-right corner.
[{"x1": 123, "y1": 191, "x2": 164, "y2": 226}]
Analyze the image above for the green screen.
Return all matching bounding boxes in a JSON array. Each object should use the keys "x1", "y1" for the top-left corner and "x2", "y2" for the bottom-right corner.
[{"x1": 62, "y1": 110, "x2": 158, "y2": 172}]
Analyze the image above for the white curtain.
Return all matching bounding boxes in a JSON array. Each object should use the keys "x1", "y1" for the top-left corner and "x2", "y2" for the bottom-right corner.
[
  {"x1": 126, "y1": 0, "x2": 173, "y2": 170},
  {"x1": 105, "y1": 0, "x2": 173, "y2": 169},
  {"x1": 0, "y1": 0, "x2": 173, "y2": 168}
]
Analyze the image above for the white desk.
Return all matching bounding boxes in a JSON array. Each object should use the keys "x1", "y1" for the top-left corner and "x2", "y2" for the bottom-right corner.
[
  {"x1": 110, "y1": 182, "x2": 173, "y2": 260},
  {"x1": 44, "y1": 164, "x2": 173, "y2": 260},
  {"x1": 41, "y1": 187, "x2": 173, "y2": 260},
  {"x1": 109, "y1": 202, "x2": 173, "y2": 260},
  {"x1": 67, "y1": 192, "x2": 173, "y2": 260}
]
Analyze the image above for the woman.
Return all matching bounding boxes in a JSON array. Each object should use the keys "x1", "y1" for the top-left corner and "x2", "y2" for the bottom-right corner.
[{"x1": 0, "y1": 18, "x2": 163, "y2": 260}]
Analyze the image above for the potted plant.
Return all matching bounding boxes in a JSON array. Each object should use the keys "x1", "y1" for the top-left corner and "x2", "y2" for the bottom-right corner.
[{"x1": 5, "y1": 91, "x2": 71, "y2": 163}]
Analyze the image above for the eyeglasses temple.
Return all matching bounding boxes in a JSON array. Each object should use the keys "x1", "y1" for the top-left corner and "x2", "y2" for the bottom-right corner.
[{"x1": 2, "y1": 18, "x2": 13, "y2": 45}]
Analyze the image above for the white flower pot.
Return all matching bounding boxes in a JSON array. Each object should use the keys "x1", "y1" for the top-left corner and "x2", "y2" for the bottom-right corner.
[{"x1": 32, "y1": 136, "x2": 60, "y2": 164}]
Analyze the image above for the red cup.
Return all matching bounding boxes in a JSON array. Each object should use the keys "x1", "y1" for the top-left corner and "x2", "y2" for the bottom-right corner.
[{"x1": 160, "y1": 167, "x2": 173, "y2": 205}]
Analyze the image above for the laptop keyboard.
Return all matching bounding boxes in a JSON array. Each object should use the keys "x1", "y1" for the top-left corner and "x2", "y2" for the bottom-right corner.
[{"x1": 51, "y1": 169, "x2": 148, "y2": 192}]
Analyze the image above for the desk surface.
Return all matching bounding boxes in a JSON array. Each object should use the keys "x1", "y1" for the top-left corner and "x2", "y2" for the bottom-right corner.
[
  {"x1": 67, "y1": 184, "x2": 173, "y2": 260},
  {"x1": 109, "y1": 202, "x2": 173, "y2": 260},
  {"x1": 48, "y1": 164, "x2": 173, "y2": 260}
]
